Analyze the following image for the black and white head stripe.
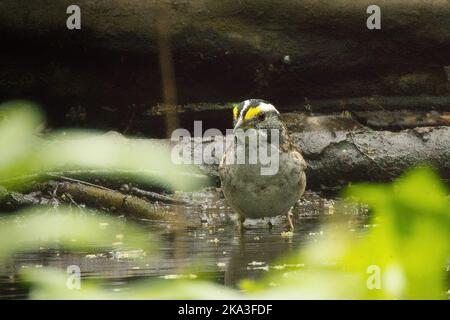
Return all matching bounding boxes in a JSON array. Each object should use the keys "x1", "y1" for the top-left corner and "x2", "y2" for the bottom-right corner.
[
  {"x1": 233, "y1": 99, "x2": 279, "y2": 125},
  {"x1": 232, "y1": 99, "x2": 280, "y2": 131}
]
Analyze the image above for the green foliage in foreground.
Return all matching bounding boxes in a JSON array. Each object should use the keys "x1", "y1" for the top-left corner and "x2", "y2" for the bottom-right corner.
[
  {"x1": 0, "y1": 101, "x2": 449, "y2": 299},
  {"x1": 0, "y1": 208, "x2": 154, "y2": 260},
  {"x1": 0, "y1": 101, "x2": 205, "y2": 191},
  {"x1": 241, "y1": 167, "x2": 450, "y2": 299}
]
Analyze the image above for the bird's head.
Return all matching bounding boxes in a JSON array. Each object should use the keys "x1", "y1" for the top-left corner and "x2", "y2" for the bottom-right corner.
[{"x1": 232, "y1": 99, "x2": 281, "y2": 132}]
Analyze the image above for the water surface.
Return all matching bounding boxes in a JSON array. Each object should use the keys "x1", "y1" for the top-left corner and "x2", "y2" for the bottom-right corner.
[{"x1": 0, "y1": 189, "x2": 370, "y2": 299}]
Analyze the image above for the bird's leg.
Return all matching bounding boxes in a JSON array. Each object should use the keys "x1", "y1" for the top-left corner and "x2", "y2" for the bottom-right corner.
[
  {"x1": 287, "y1": 208, "x2": 295, "y2": 232},
  {"x1": 238, "y1": 215, "x2": 245, "y2": 234}
]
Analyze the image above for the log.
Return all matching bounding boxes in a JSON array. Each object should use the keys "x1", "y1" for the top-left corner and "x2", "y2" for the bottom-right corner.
[
  {"x1": 0, "y1": 179, "x2": 199, "y2": 226},
  {"x1": 171, "y1": 116, "x2": 450, "y2": 190},
  {"x1": 295, "y1": 126, "x2": 450, "y2": 190},
  {"x1": 54, "y1": 182, "x2": 165, "y2": 220},
  {"x1": 2, "y1": 117, "x2": 448, "y2": 193},
  {"x1": 148, "y1": 97, "x2": 450, "y2": 114},
  {"x1": 352, "y1": 110, "x2": 450, "y2": 130},
  {"x1": 3, "y1": 0, "x2": 450, "y2": 66},
  {"x1": 1, "y1": 1, "x2": 450, "y2": 106},
  {"x1": 0, "y1": 169, "x2": 211, "y2": 193},
  {"x1": 40, "y1": 181, "x2": 195, "y2": 223},
  {"x1": 287, "y1": 96, "x2": 450, "y2": 113},
  {"x1": 45, "y1": 99, "x2": 449, "y2": 138},
  {"x1": 129, "y1": 187, "x2": 188, "y2": 205},
  {"x1": 0, "y1": 191, "x2": 48, "y2": 211}
]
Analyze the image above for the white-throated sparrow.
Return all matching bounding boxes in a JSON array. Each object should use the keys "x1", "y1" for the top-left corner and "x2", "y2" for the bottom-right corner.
[{"x1": 219, "y1": 99, "x2": 307, "y2": 231}]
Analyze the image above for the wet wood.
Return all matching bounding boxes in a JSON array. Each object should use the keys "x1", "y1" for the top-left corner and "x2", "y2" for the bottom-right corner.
[
  {"x1": 0, "y1": 191, "x2": 46, "y2": 211},
  {"x1": 130, "y1": 187, "x2": 188, "y2": 205},
  {"x1": 151, "y1": 96, "x2": 450, "y2": 114},
  {"x1": 52, "y1": 181, "x2": 171, "y2": 220},
  {"x1": 290, "y1": 96, "x2": 450, "y2": 113},
  {"x1": 0, "y1": 169, "x2": 210, "y2": 193},
  {"x1": 1, "y1": 118, "x2": 448, "y2": 195},
  {"x1": 295, "y1": 125, "x2": 450, "y2": 189},
  {"x1": 178, "y1": 118, "x2": 450, "y2": 190},
  {"x1": 352, "y1": 110, "x2": 450, "y2": 130}
]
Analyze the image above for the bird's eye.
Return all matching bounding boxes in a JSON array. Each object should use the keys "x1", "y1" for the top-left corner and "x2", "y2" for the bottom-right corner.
[{"x1": 257, "y1": 112, "x2": 265, "y2": 121}]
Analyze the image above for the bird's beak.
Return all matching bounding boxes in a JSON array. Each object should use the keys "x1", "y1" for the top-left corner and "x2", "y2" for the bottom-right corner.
[{"x1": 233, "y1": 118, "x2": 243, "y2": 133}]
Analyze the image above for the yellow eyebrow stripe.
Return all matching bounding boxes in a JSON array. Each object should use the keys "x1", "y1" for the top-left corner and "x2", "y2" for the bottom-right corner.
[
  {"x1": 244, "y1": 106, "x2": 261, "y2": 120},
  {"x1": 233, "y1": 105, "x2": 239, "y2": 119}
]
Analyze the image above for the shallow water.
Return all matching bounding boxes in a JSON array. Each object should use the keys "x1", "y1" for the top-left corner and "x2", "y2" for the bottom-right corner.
[{"x1": 0, "y1": 189, "x2": 370, "y2": 299}]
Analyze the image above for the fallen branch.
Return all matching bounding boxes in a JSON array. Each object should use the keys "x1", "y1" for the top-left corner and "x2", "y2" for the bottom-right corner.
[
  {"x1": 130, "y1": 187, "x2": 188, "y2": 205},
  {"x1": 48, "y1": 174, "x2": 189, "y2": 205},
  {"x1": 1, "y1": 169, "x2": 210, "y2": 192},
  {"x1": 2, "y1": 119, "x2": 448, "y2": 193},
  {"x1": 173, "y1": 119, "x2": 450, "y2": 190},
  {"x1": 50, "y1": 181, "x2": 173, "y2": 221}
]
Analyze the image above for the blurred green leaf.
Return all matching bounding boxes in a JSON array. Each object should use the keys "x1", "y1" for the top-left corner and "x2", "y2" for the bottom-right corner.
[
  {"x1": 1, "y1": 101, "x2": 448, "y2": 300},
  {"x1": 0, "y1": 101, "x2": 208, "y2": 191},
  {"x1": 0, "y1": 101, "x2": 43, "y2": 179},
  {"x1": 239, "y1": 167, "x2": 450, "y2": 299},
  {"x1": 0, "y1": 207, "x2": 153, "y2": 260},
  {"x1": 21, "y1": 167, "x2": 449, "y2": 300},
  {"x1": 23, "y1": 268, "x2": 239, "y2": 300}
]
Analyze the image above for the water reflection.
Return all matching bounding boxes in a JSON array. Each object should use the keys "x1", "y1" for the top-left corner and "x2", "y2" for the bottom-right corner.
[{"x1": 0, "y1": 189, "x2": 369, "y2": 298}]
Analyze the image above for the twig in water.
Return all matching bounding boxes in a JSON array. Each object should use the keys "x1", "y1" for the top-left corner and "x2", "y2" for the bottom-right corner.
[{"x1": 130, "y1": 187, "x2": 189, "y2": 205}]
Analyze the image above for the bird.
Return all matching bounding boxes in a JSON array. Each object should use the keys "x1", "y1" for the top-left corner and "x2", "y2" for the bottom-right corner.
[{"x1": 219, "y1": 99, "x2": 307, "y2": 232}]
